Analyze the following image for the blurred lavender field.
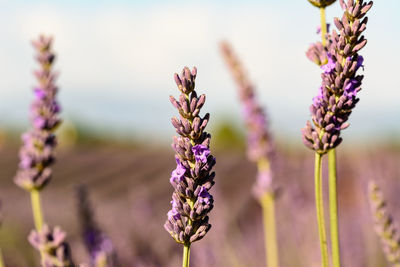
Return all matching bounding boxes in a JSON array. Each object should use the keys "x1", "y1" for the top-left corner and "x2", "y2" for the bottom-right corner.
[
  {"x1": 0, "y1": 130, "x2": 399, "y2": 266},
  {"x1": 1, "y1": 1, "x2": 400, "y2": 266}
]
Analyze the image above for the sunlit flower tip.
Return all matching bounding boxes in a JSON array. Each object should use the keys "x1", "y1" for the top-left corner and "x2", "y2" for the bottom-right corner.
[
  {"x1": 192, "y1": 144, "x2": 210, "y2": 163},
  {"x1": 321, "y1": 54, "x2": 335, "y2": 74}
]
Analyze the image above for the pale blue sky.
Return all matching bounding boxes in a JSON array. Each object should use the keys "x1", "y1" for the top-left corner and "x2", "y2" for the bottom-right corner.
[{"x1": 0, "y1": 0, "x2": 398, "y2": 144}]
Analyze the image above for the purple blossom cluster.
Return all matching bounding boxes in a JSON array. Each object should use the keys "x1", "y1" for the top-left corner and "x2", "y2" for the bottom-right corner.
[
  {"x1": 28, "y1": 225, "x2": 76, "y2": 267},
  {"x1": 14, "y1": 35, "x2": 61, "y2": 191},
  {"x1": 302, "y1": 0, "x2": 373, "y2": 154},
  {"x1": 220, "y1": 42, "x2": 275, "y2": 198},
  {"x1": 77, "y1": 186, "x2": 120, "y2": 267},
  {"x1": 164, "y1": 67, "x2": 216, "y2": 245}
]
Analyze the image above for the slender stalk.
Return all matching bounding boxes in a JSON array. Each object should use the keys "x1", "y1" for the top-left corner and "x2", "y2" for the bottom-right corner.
[
  {"x1": 261, "y1": 192, "x2": 279, "y2": 267},
  {"x1": 319, "y1": 5, "x2": 341, "y2": 267},
  {"x1": 30, "y1": 189, "x2": 44, "y2": 231},
  {"x1": 320, "y1": 7, "x2": 327, "y2": 46},
  {"x1": 0, "y1": 248, "x2": 5, "y2": 267},
  {"x1": 328, "y1": 149, "x2": 341, "y2": 267},
  {"x1": 182, "y1": 244, "x2": 191, "y2": 267},
  {"x1": 314, "y1": 153, "x2": 329, "y2": 267}
]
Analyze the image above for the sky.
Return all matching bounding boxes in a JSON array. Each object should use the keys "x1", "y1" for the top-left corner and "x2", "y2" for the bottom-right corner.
[{"x1": 0, "y1": 0, "x2": 399, "y2": 144}]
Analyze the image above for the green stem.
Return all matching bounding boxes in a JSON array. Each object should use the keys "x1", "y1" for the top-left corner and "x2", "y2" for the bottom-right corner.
[
  {"x1": 182, "y1": 244, "x2": 191, "y2": 267},
  {"x1": 261, "y1": 192, "x2": 279, "y2": 267},
  {"x1": 258, "y1": 158, "x2": 279, "y2": 267},
  {"x1": 0, "y1": 248, "x2": 5, "y2": 267},
  {"x1": 314, "y1": 153, "x2": 329, "y2": 267},
  {"x1": 328, "y1": 149, "x2": 341, "y2": 267},
  {"x1": 320, "y1": 7, "x2": 327, "y2": 46},
  {"x1": 30, "y1": 189, "x2": 44, "y2": 231}
]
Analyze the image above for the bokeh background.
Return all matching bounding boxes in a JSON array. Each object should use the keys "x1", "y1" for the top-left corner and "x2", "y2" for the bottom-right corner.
[{"x1": 0, "y1": 0, "x2": 399, "y2": 266}]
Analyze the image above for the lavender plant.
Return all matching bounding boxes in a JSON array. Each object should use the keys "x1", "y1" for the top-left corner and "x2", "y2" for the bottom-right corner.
[
  {"x1": 164, "y1": 67, "x2": 216, "y2": 267},
  {"x1": 220, "y1": 41, "x2": 279, "y2": 267},
  {"x1": 29, "y1": 225, "x2": 76, "y2": 267},
  {"x1": 302, "y1": 1, "x2": 373, "y2": 267},
  {"x1": 14, "y1": 35, "x2": 61, "y2": 231},
  {"x1": 368, "y1": 181, "x2": 400, "y2": 266},
  {"x1": 302, "y1": 0, "x2": 373, "y2": 153},
  {"x1": 13, "y1": 35, "x2": 77, "y2": 267},
  {"x1": 77, "y1": 186, "x2": 120, "y2": 267}
]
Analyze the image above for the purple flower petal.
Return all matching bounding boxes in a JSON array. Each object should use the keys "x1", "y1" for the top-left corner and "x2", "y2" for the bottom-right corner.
[{"x1": 192, "y1": 144, "x2": 210, "y2": 163}]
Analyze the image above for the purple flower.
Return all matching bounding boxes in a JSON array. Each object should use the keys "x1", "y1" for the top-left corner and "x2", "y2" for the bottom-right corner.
[
  {"x1": 253, "y1": 169, "x2": 273, "y2": 199},
  {"x1": 192, "y1": 144, "x2": 210, "y2": 163},
  {"x1": 167, "y1": 200, "x2": 181, "y2": 220},
  {"x1": 33, "y1": 116, "x2": 46, "y2": 129},
  {"x1": 34, "y1": 88, "x2": 46, "y2": 99},
  {"x1": 344, "y1": 79, "x2": 359, "y2": 98},
  {"x1": 14, "y1": 35, "x2": 61, "y2": 191},
  {"x1": 356, "y1": 56, "x2": 364, "y2": 71},
  {"x1": 198, "y1": 186, "x2": 211, "y2": 205},
  {"x1": 164, "y1": 67, "x2": 215, "y2": 245},
  {"x1": 312, "y1": 86, "x2": 324, "y2": 107},
  {"x1": 77, "y1": 186, "x2": 120, "y2": 267},
  {"x1": 321, "y1": 54, "x2": 335, "y2": 74},
  {"x1": 170, "y1": 158, "x2": 186, "y2": 183},
  {"x1": 302, "y1": 0, "x2": 373, "y2": 154},
  {"x1": 220, "y1": 41, "x2": 276, "y2": 198},
  {"x1": 28, "y1": 225, "x2": 76, "y2": 267}
]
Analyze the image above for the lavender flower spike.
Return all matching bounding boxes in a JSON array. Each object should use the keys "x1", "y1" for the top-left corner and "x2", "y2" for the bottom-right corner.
[
  {"x1": 302, "y1": 0, "x2": 373, "y2": 154},
  {"x1": 220, "y1": 42, "x2": 279, "y2": 267},
  {"x1": 14, "y1": 35, "x2": 61, "y2": 191},
  {"x1": 220, "y1": 41, "x2": 276, "y2": 198},
  {"x1": 368, "y1": 181, "x2": 400, "y2": 265},
  {"x1": 164, "y1": 67, "x2": 216, "y2": 247},
  {"x1": 29, "y1": 224, "x2": 76, "y2": 267},
  {"x1": 76, "y1": 186, "x2": 120, "y2": 267}
]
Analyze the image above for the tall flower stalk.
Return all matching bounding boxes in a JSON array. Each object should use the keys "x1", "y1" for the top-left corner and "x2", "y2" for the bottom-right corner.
[
  {"x1": 302, "y1": 1, "x2": 373, "y2": 267},
  {"x1": 77, "y1": 186, "x2": 120, "y2": 267},
  {"x1": 14, "y1": 35, "x2": 61, "y2": 230},
  {"x1": 368, "y1": 181, "x2": 400, "y2": 266},
  {"x1": 14, "y1": 35, "x2": 76, "y2": 267},
  {"x1": 164, "y1": 67, "x2": 216, "y2": 267},
  {"x1": 220, "y1": 42, "x2": 278, "y2": 267}
]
